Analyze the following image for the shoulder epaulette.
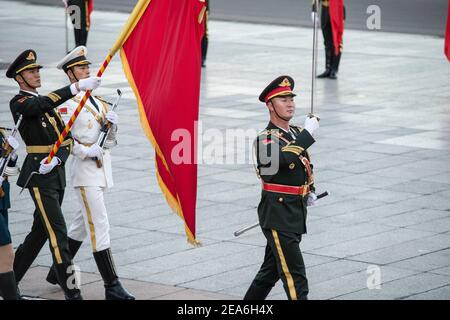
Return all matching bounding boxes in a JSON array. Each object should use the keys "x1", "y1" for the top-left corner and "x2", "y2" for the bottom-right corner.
[
  {"x1": 290, "y1": 125, "x2": 304, "y2": 134},
  {"x1": 47, "y1": 92, "x2": 62, "y2": 103}
]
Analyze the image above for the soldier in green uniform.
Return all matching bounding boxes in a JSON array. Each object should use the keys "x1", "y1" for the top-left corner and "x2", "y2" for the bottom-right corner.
[
  {"x1": 243, "y1": 76, "x2": 319, "y2": 300},
  {"x1": 6, "y1": 49, "x2": 100, "y2": 300}
]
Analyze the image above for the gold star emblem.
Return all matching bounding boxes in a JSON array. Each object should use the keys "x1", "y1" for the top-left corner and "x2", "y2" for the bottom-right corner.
[
  {"x1": 278, "y1": 78, "x2": 291, "y2": 87},
  {"x1": 26, "y1": 51, "x2": 35, "y2": 61}
]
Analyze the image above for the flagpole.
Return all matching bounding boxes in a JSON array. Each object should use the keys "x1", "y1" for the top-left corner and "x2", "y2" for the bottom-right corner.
[
  {"x1": 44, "y1": 0, "x2": 151, "y2": 164},
  {"x1": 311, "y1": 0, "x2": 321, "y2": 116},
  {"x1": 65, "y1": 6, "x2": 68, "y2": 54}
]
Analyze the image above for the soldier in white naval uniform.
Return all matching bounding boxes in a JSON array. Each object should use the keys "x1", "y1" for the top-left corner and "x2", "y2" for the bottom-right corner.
[{"x1": 45, "y1": 46, "x2": 134, "y2": 300}]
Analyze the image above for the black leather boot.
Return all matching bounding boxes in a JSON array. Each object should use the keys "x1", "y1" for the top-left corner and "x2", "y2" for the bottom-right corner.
[
  {"x1": 317, "y1": 49, "x2": 332, "y2": 78},
  {"x1": 54, "y1": 262, "x2": 83, "y2": 300},
  {"x1": 46, "y1": 238, "x2": 83, "y2": 285},
  {"x1": 0, "y1": 271, "x2": 20, "y2": 300},
  {"x1": 243, "y1": 282, "x2": 273, "y2": 300},
  {"x1": 328, "y1": 70, "x2": 338, "y2": 79},
  {"x1": 329, "y1": 51, "x2": 341, "y2": 79},
  {"x1": 93, "y1": 248, "x2": 135, "y2": 300}
]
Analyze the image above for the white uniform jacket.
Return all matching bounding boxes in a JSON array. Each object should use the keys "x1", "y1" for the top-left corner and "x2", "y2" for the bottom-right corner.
[{"x1": 59, "y1": 93, "x2": 117, "y2": 188}]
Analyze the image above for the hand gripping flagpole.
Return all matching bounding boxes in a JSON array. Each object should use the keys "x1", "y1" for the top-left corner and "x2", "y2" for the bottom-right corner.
[{"x1": 21, "y1": 0, "x2": 150, "y2": 192}]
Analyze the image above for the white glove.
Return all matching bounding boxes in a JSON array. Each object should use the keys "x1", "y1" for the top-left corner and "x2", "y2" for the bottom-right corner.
[
  {"x1": 39, "y1": 157, "x2": 61, "y2": 175},
  {"x1": 304, "y1": 116, "x2": 319, "y2": 136},
  {"x1": 86, "y1": 144, "x2": 103, "y2": 159},
  {"x1": 105, "y1": 111, "x2": 119, "y2": 125},
  {"x1": 78, "y1": 76, "x2": 101, "y2": 91},
  {"x1": 62, "y1": 0, "x2": 68, "y2": 8},
  {"x1": 307, "y1": 192, "x2": 318, "y2": 206},
  {"x1": 7, "y1": 136, "x2": 19, "y2": 150}
]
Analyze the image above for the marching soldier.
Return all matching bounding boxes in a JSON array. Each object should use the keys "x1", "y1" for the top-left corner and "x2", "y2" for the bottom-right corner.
[
  {"x1": 313, "y1": 0, "x2": 345, "y2": 79},
  {"x1": 0, "y1": 131, "x2": 20, "y2": 300},
  {"x1": 244, "y1": 76, "x2": 319, "y2": 300},
  {"x1": 7, "y1": 49, "x2": 101, "y2": 300},
  {"x1": 45, "y1": 46, "x2": 135, "y2": 300}
]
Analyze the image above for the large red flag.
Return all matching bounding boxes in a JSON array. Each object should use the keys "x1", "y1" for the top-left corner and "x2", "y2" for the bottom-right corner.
[
  {"x1": 120, "y1": 0, "x2": 206, "y2": 244},
  {"x1": 445, "y1": 0, "x2": 450, "y2": 62},
  {"x1": 329, "y1": 0, "x2": 344, "y2": 56}
]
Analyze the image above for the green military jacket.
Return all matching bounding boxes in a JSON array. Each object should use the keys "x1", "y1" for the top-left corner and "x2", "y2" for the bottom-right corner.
[
  {"x1": 255, "y1": 121, "x2": 315, "y2": 234},
  {"x1": 10, "y1": 86, "x2": 74, "y2": 189}
]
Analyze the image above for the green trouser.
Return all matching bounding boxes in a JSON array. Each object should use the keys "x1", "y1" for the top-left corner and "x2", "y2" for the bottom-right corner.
[
  {"x1": 14, "y1": 188, "x2": 72, "y2": 283},
  {"x1": 252, "y1": 228, "x2": 308, "y2": 300}
]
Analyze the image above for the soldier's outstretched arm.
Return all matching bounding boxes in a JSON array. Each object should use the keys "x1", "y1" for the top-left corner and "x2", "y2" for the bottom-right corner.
[
  {"x1": 290, "y1": 129, "x2": 315, "y2": 150},
  {"x1": 10, "y1": 85, "x2": 75, "y2": 117}
]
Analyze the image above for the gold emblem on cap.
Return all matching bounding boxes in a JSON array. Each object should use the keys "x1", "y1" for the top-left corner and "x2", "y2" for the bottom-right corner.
[
  {"x1": 279, "y1": 78, "x2": 291, "y2": 87},
  {"x1": 26, "y1": 51, "x2": 35, "y2": 61},
  {"x1": 78, "y1": 49, "x2": 85, "y2": 56}
]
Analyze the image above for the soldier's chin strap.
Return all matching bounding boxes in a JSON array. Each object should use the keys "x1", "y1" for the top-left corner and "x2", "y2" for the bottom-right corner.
[
  {"x1": 18, "y1": 73, "x2": 37, "y2": 91},
  {"x1": 270, "y1": 100, "x2": 291, "y2": 122},
  {"x1": 68, "y1": 67, "x2": 79, "y2": 82}
]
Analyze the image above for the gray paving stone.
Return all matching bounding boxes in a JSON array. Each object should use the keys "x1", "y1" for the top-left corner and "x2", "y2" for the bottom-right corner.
[
  {"x1": 307, "y1": 259, "x2": 369, "y2": 284},
  {"x1": 389, "y1": 249, "x2": 450, "y2": 272},
  {"x1": 310, "y1": 229, "x2": 435, "y2": 259},
  {"x1": 430, "y1": 266, "x2": 450, "y2": 277},
  {"x1": 407, "y1": 285, "x2": 450, "y2": 300},
  {"x1": 351, "y1": 234, "x2": 450, "y2": 265},
  {"x1": 375, "y1": 273, "x2": 450, "y2": 299},
  {"x1": 303, "y1": 222, "x2": 396, "y2": 252},
  {"x1": 308, "y1": 266, "x2": 419, "y2": 300},
  {"x1": 373, "y1": 209, "x2": 449, "y2": 228}
]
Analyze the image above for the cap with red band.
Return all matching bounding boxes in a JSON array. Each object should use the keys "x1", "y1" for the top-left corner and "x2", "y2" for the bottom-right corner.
[{"x1": 259, "y1": 75, "x2": 296, "y2": 103}]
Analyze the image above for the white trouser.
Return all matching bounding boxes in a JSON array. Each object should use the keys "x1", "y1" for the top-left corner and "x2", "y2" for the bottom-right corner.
[{"x1": 68, "y1": 186, "x2": 110, "y2": 252}]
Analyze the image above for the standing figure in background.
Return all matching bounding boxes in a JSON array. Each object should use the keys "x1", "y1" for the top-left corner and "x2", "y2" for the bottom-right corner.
[
  {"x1": 313, "y1": 0, "x2": 345, "y2": 79},
  {"x1": 201, "y1": 0, "x2": 209, "y2": 67},
  {"x1": 65, "y1": 0, "x2": 93, "y2": 47}
]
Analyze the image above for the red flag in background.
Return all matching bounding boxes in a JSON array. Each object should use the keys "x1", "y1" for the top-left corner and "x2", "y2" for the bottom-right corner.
[
  {"x1": 445, "y1": 0, "x2": 450, "y2": 62},
  {"x1": 120, "y1": 0, "x2": 206, "y2": 244},
  {"x1": 88, "y1": 0, "x2": 94, "y2": 17},
  {"x1": 329, "y1": 0, "x2": 345, "y2": 56}
]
